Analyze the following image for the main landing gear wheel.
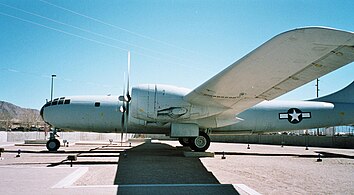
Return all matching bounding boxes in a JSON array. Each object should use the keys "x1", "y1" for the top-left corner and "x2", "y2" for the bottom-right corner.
[
  {"x1": 178, "y1": 137, "x2": 190, "y2": 146},
  {"x1": 189, "y1": 131, "x2": 210, "y2": 152},
  {"x1": 46, "y1": 139, "x2": 60, "y2": 151}
]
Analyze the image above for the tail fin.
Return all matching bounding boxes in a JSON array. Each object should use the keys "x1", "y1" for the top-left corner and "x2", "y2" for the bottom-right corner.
[{"x1": 313, "y1": 81, "x2": 354, "y2": 103}]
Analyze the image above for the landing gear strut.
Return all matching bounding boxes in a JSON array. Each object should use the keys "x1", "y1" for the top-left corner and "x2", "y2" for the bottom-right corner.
[
  {"x1": 46, "y1": 128, "x2": 60, "y2": 151},
  {"x1": 188, "y1": 131, "x2": 210, "y2": 152}
]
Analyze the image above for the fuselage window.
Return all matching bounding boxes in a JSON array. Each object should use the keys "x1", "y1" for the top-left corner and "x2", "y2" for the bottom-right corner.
[
  {"x1": 64, "y1": 99, "x2": 71, "y2": 104},
  {"x1": 95, "y1": 102, "x2": 100, "y2": 107}
]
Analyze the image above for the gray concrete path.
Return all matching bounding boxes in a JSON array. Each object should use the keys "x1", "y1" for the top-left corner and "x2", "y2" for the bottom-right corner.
[{"x1": 1, "y1": 140, "x2": 353, "y2": 194}]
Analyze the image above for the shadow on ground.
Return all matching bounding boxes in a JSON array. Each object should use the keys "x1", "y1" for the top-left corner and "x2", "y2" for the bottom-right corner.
[
  {"x1": 114, "y1": 142, "x2": 238, "y2": 195},
  {"x1": 214, "y1": 151, "x2": 354, "y2": 159}
]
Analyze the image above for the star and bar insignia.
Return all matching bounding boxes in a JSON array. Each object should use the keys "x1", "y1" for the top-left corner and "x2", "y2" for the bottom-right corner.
[{"x1": 279, "y1": 108, "x2": 311, "y2": 124}]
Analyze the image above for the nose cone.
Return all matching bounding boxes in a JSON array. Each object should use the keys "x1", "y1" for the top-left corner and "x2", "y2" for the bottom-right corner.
[
  {"x1": 40, "y1": 105, "x2": 44, "y2": 119},
  {"x1": 40, "y1": 102, "x2": 50, "y2": 121}
]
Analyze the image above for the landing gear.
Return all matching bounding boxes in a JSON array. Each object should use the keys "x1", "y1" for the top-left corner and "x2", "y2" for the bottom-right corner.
[
  {"x1": 46, "y1": 128, "x2": 60, "y2": 151},
  {"x1": 189, "y1": 131, "x2": 210, "y2": 152},
  {"x1": 178, "y1": 137, "x2": 190, "y2": 146},
  {"x1": 46, "y1": 139, "x2": 60, "y2": 151}
]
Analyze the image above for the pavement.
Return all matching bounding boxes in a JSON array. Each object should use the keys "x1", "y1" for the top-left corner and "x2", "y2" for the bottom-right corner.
[{"x1": 0, "y1": 139, "x2": 353, "y2": 195}]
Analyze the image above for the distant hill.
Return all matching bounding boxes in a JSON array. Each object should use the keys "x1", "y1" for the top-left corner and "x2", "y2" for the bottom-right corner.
[{"x1": 0, "y1": 101, "x2": 44, "y2": 129}]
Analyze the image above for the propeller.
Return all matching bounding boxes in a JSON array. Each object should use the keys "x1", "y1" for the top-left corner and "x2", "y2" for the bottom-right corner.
[{"x1": 119, "y1": 51, "x2": 131, "y2": 145}]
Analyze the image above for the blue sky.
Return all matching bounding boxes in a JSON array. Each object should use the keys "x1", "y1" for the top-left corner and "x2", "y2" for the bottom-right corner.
[{"x1": 0, "y1": 0, "x2": 353, "y2": 109}]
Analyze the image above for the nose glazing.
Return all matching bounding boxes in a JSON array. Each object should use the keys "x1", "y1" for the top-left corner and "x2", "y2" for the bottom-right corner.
[{"x1": 40, "y1": 101, "x2": 51, "y2": 121}]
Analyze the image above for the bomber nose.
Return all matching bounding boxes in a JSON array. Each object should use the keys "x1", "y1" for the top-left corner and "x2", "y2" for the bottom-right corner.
[
  {"x1": 40, "y1": 105, "x2": 45, "y2": 120},
  {"x1": 40, "y1": 101, "x2": 50, "y2": 121}
]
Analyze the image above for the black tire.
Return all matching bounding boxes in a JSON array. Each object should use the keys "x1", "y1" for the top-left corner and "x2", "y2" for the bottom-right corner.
[
  {"x1": 189, "y1": 131, "x2": 210, "y2": 152},
  {"x1": 46, "y1": 139, "x2": 60, "y2": 151},
  {"x1": 178, "y1": 137, "x2": 190, "y2": 146}
]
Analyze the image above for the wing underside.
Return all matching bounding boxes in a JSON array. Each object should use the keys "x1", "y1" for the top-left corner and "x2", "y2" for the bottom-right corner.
[{"x1": 185, "y1": 27, "x2": 354, "y2": 121}]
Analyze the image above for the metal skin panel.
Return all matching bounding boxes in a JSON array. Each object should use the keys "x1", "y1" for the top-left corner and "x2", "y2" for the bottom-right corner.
[
  {"x1": 130, "y1": 84, "x2": 192, "y2": 122},
  {"x1": 170, "y1": 123, "x2": 199, "y2": 137}
]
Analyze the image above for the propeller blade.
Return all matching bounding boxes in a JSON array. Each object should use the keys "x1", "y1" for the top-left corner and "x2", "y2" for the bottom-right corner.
[
  {"x1": 118, "y1": 51, "x2": 132, "y2": 145},
  {"x1": 120, "y1": 73, "x2": 126, "y2": 146},
  {"x1": 124, "y1": 109, "x2": 128, "y2": 143},
  {"x1": 124, "y1": 51, "x2": 131, "y2": 143},
  {"x1": 126, "y1": 51, "x2": 131, "y2": 102},
  {"x1": 120, "y1": 107, "x2": 125, "y2": 146}
]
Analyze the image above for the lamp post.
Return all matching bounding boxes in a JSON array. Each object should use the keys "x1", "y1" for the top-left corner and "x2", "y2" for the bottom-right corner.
[
  {"x1": 316, "y1": 78, "x2": 320, "y2": 136},
  {"x1": 51, "y1": 74, "x2": 56, "y2": 101},
  {"x1": 316, "y1": 78, "x2": 319, "y2": 98}
]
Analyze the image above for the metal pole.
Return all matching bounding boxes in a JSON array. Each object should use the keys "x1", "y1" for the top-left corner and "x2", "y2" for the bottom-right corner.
[
  {"x1": 316, "y1": 79, "x2": 319, "y2": 135},
  {"x1": 316, "y1": 78, "x2": 319, "y2": 98},
  {"x1": 51, "y1": 74, "x2": 56, "y2": 101}
]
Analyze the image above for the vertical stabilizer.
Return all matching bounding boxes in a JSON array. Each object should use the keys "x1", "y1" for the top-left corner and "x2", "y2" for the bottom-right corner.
[{"x1": 313, "y1": 81, "x2": 354, "y2": 103}]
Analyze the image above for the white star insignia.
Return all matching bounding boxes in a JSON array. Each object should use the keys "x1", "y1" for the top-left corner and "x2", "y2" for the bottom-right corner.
[
  {"x1": 279, "y1": 108, "x2": 311, "y2": 124},
  {"x1": 289, "y1": 109, "x2": 301, "y2": 122}
]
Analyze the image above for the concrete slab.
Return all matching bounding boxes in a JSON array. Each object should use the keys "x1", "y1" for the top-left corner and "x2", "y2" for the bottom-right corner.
[
  {"x1": 24, "y1": 139, "x2": 48, "y2": 144},
  {"x1": 0, "y1": 140, "x2": 353, "y2": 194},
  {"x1": 183, "y1": 151, "x2": 215, "y2": 157}
]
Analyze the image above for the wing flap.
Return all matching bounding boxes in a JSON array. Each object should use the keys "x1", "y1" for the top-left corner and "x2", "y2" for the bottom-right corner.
[{"x1": 185, "y1": 27, "x2": 354, "y2": 118}]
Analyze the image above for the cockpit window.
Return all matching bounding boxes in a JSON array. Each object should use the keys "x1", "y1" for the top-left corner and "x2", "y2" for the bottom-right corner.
[
  {"x1": 44, "y1": 98, "x2": 70, "y2": 107},
  {"x1": 44, "y1": 102, "x2": 51, "y2": 107}
]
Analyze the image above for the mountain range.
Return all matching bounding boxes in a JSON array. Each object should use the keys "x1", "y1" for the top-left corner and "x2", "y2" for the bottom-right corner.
[{"x1": 0, "y1": 101, "x2": 44, "y2": 129}]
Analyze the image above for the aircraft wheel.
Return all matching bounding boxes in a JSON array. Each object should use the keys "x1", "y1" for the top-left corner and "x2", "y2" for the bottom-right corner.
[
  {"x1": 46, "y1": 139, "x2": 60, "y2": 151},
  {"x1": 178, "y1": 137, "x2": 190, "y2": 146},
  {"x1": 189, "y1": 131, "x2": 210, "y2": 152}
]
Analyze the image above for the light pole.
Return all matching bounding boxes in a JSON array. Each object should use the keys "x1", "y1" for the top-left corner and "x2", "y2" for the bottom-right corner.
[
  {"x1": 51, "y1": 74, "x2": 56, "y2": 101},
  {"x1": 316, "y1": 78, "x2": 319, "y2": 98},
  {"x1": 316, "y1": 78, "x2": 320, "y2": 136}
]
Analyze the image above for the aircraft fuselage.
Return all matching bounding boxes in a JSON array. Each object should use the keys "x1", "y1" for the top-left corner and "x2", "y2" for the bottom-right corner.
[{"x1": 41, "y1": 94, "x2": 354, "y2": 135}]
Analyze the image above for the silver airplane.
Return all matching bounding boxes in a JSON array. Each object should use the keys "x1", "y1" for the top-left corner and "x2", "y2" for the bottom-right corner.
[{"x1": 41, "y1": 27, "x2": 354, "y2": 152}]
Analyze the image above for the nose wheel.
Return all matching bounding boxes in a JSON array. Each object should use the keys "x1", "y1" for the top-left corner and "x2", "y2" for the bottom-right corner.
[
  {"x1": 46, "y1": 139, "x2": 60, "y2": 151},
  {"x1": 46, "y1": 128, "x2": 60, "y2": 151}
]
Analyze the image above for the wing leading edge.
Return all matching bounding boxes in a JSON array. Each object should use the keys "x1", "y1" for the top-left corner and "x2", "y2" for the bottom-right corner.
[{"x1": 185, "y1": 27, "x2": 354, "y2": 123}]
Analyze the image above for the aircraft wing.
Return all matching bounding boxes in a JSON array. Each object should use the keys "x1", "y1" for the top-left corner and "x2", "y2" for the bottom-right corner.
[{"x1": 185, "y1": 27, "x2": 354, "y2": 118}]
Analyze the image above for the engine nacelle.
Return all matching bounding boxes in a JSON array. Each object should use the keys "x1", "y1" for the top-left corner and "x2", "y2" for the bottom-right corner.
[{"x1": 131, "y1": 84, "x2": 192, "y2": 121}]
